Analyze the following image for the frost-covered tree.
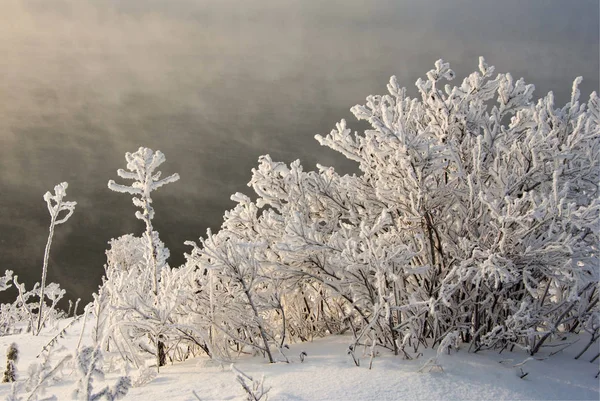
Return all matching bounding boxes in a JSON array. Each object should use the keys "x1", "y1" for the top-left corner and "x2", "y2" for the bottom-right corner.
[
  {"x1": 108, "y1": 147, "x2": 179, "y2": 297},
  {"x1": 36, "y1": 182, "x2": 76, "y2": 335},
  {"x1": 102, "y1": 147, "x2": 185, "y2": 371}
]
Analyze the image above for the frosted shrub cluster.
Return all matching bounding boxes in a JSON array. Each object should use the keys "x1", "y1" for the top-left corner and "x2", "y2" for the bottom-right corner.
[
  {"x1": 0, "y1": 182, "x2": 73, "y2": 337},
  {"x1": 89, "y1": 60, "x2": 598, "y2": 370},
  {"x1": 181, "y1": 58, "x2": 598, "y2": 360}
]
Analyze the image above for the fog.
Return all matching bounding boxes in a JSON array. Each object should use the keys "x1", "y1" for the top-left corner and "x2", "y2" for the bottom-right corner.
[{"x1": 0, "y1": 0, "x2": 598, "y2": 303}]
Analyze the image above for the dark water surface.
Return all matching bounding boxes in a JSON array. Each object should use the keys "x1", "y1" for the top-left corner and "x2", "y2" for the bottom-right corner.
[{"x1": 0, "y1": 0, "x2": 598, "y2": 304}]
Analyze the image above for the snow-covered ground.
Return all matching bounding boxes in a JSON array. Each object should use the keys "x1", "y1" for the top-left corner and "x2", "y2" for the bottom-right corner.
[{"x1": 0, "y1": 316, "x2": 597, "y2": 401}]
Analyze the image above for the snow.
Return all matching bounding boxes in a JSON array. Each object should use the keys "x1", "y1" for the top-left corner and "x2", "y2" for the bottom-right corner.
[{"x1": 0, "y1": 317, "x2": 597, "y2": 400}]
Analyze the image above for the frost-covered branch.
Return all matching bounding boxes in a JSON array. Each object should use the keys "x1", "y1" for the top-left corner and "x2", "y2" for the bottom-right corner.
[{"x1": 36, "y1": 183, "x2": 75, "y2": 335}]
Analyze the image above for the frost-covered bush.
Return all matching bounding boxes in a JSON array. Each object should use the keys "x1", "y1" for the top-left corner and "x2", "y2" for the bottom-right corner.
[
  {"x1": 5, "y1": 276, "x2": 65, "y2": 336},
  {"x1": 184, "y1": 190, "x2": 350, "y2": 362},
  {"x1": 98, "y1": 240, "x2": 206, "y2": 370},
  {"x1": 0, "y1": 184, "x2": 73, "y2": 337},
  {"x1": 186, "y1": 58, "x2": 598, "y2": 359},
  {"x1": 187, "y1": 195, "x2": 278, "y2": 363},
  {"x1": 319, "y1": 58, "x2": 598, "y2": 354},
  {"x1": 0, "y1": 183, "x2": 74, "y2": 337},
  {"x1": 0, "y1": 270, "x2": 18, "y2": 335},
  {"x1": 90, "y1": 234, "x2": 147, "y2": 347},
  {"x1": 96, "y1": 147, "x2": 205, "y2": 371}
]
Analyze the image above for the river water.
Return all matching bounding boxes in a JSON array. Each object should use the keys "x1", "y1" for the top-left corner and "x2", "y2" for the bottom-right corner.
[{"x1": 0, "y1": 0, "x2": 597, "y2": 303}]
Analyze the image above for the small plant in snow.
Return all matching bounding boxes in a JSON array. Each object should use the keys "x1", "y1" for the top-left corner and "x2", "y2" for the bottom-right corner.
[
  {"x1": 417, "y1": 357, "x2": 444, "y2": 374},
  {"x1": 130, "y1": 366, "x2": 158, "y2": 388},
  {"x1": 3, "y1": 343, "x2": 18, "y2": 383},
  {"x1": 72, "y1": 346, "x2": 131, "y2": 401},
  {"x1": 418, "y1": 331, "x2": 460, "y2": 373},
  {"x1": 0, "y1": 236, "x2": 65, "y2": 336},
  {"x1": 10, "y1": 276, "x2": 39, "y2": 334},
  {"x1": 37, "y1": 312, "x2": 86, "y2": 358},
  {"x1": 0, "y1": 270, "x2": 18, "y2": 335},
  {"x1": 9, "y1": 277, "x2": 64, "y2": 336},
  {"x1": 499, "y1": 356, "x2": 539, "y2": 379},
  {"x1": 6, "y1": 348, "x2": 71, "y2": 401},
  {"x1": 34, "y1": 283, "x2": 66, "y2": 335},
  {"x1": 231, "y1": 364, "x2": 270, "y2": 401}
]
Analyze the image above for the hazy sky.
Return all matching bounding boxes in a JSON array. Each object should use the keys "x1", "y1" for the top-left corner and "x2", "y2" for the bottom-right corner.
[{"x1": 0, "y1": 0, "x2": 598, "y2": 304}]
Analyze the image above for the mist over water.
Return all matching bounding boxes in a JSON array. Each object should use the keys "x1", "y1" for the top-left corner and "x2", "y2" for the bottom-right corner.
[{"x1": 0, "y1": 0, "x2": 598, "y2": 304}]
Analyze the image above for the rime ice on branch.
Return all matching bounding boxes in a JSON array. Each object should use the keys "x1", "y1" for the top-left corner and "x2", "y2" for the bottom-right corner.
[
  {"x1": 106, "y1": 147, "x2": 180, "y2": 372},
  {"x1": 108, "y1": 147, "x2": 179, "y2": 296},
  {"x1": 37, "y1": 182, "x2": 76, "y2": 335}
]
